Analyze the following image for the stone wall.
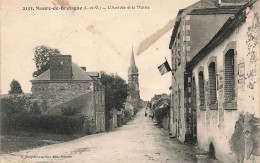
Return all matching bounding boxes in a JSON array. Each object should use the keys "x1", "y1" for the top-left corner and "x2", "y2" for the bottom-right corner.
[
  {"x1": 162, "y1": 116, "x2": 169, "y2": 130},
  {"x1": 31, "y1": 81, "x2": 93, "y2": 108},
  {"x1": 170, "y1": 12, "x2": 233, "y2": 143},
  {"x1": 93, "y1": 82, "x2": 105, "y2": 132},
  {"x1": 170, "y1": 12, "x2": 188, "y2": 142},
  {"x1": 192, "y1": 3, "x2": 259, "y2": 162},
  {"x1": 31, "y1": 80, "x2": 106, "y2": 134}
]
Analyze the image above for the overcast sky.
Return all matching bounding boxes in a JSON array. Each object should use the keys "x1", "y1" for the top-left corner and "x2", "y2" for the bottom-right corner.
[{"x1": 1, "y1": 0, "x2": 198, "y2": 101}]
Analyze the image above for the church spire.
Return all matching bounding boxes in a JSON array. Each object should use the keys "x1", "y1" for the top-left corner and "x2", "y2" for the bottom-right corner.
[
  {"x1": 130, "y1": 47, "x2": 137, "y2": 68},
  {"x1": 128, "y1": 47, "x2": 138, "y2": 75}
]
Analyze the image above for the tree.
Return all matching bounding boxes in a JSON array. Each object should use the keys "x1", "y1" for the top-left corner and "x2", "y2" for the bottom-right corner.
[
  {"x1": 100, "y1": 72, "x2": 128, "y2": 130},
  {"x1": 33, "y1": 45, "x2": 61, "y2": 77},
  {"x1": 8, "y1": 79, "x2": 23, "y2": 95},
  {"x1": 100, "y1": 72, "x2": 128, "y2": 112}
]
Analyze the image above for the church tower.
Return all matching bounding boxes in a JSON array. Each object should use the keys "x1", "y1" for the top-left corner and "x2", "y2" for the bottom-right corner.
[{"x1": 128, "y1": 48, "x2": 140, "y2": 109}]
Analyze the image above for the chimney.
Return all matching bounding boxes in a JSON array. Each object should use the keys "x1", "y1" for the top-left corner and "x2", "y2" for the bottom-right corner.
[
  {"x1": 50, "y1": 55, "x2": 72, "y2": 80},
  {"x1": 81, "y1": 67, "x2": 86, "y2": 71}
]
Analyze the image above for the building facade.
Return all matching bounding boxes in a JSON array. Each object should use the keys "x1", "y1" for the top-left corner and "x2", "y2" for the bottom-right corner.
[
  {"x1": 153, "y1": 94, "x2": 171, "y2": 130},
  {"x1": 124, "y1": 101, "x2": 135, "y2": 116},
  {"x1": 127, "y1": 48, "x2": 140, "y2": 111},
  {"x1": 169, "y1": 0, "x2": 243, "y2": 143},
  {"x1": 31, "y1": 55, "x2": 105, "y2": 134},
  {"x1": 168, "y1": 0, "x2": 259, "y2": 162},
  {"x1": 187, "y1": 1, "x2": 259, "y2": 162}
]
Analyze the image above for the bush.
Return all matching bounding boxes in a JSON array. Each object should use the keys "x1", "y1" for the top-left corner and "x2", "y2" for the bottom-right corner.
[
  {"x1": 1, "y1": 113, "x2": 85, "y2": 135},
  {"x1": 61, "y1": 106, "x2": 81, "y2": 116},
  {"x1": 8, "y1": 79, "x2": 23, "y2": 95},
  {"x1": 154, "y1": 107, "x2": 169, "y2": 126},
  {"x1": 1, "y1": 95, "x2": 85, "y2": 135},
  {"x1": 0, "y1": 94, "x2": 42, "y2": 116},
  {"x1": 124, "y1": 109, "x2": 132, "y2": 122}
]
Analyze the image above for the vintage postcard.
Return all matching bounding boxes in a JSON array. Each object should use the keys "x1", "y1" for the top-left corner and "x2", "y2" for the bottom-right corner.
[{"x1": 1, "y1": 0, "x2": 259, "y2": 162}]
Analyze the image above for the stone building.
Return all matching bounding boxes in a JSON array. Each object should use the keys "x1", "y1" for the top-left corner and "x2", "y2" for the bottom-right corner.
[
  {"x1": 127, "y1": 48, "x2": 140, "y2": 111},
  {"x1": 186, "y1": 0, "x2": 259, "y2": 162},
  {"x1": 153, "y1": 94, "x2": 171, "y2": 130},
  {"x1": 31, "y1": 55, "x2": 105, "y2": 134},
  {"x1": 169, "y1": 0, "x2": 246, "y2": 143},
  {"x1": 124, "y1": 101, "x2": 134, "y2": 116}
]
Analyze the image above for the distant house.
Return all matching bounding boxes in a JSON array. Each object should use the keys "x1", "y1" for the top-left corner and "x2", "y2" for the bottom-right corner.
[
  {"x1": 153, "y1": 94, "x2": 170, "y2": 130},
  {"x1": 30, "y1": 55, "x2": 105, "y2": 134},
  {"x1": 124, "y1": 101, "x2": 134, "y2": 116}
]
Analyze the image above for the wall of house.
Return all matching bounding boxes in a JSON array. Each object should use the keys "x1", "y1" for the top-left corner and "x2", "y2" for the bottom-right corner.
[
  {"x1": 46, "y1": 91, "x2": 94, "y2": 117},
  {"x1": 31, "y1": 81, "x2": 93, "y2": 108},
  {"x1": 170, "y1": 7, "x2": 246, "y2": 144},
  {"x1": 125, "y1": 102, "x2": 134, "y2": 116},
  {"x1": 171, "y1": 44, "x2": 187, "y2": 142},
  {"x1": 109, "y1": 109, "x2": 118, "y2": 129},
  {"x1": 192, "y1": 3, "x2": 259, "y2": 162},
  {"x1": 94, "y1": 82, "x2": 105, "y2": 132},
  {"x1": 162, "y1": 115, "x2": 169, "y2": 130}
]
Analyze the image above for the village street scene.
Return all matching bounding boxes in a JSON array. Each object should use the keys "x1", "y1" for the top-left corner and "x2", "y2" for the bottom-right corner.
[{"x1": 1, "y1": 0, "x2": 260, "y2": 162}]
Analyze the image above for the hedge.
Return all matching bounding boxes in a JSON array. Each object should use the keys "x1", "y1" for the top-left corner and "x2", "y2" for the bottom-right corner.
[
  {"x1": 154, "y1": 107, "x2": 169, "y2": 126},
  {"x1": 1, "y1": 95, "x2": 85, "y2": 135},
  {"x1": 1, "y1": 113, "x2": 85, "y2": 135}
]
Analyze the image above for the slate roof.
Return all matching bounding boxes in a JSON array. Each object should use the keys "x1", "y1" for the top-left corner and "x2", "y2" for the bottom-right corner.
[
  {"x1": 154, "y1": 97, "x2": 170, "y2": 109},
  {"x1": 169, "y1": 0, "x2": 242, "y2": 49},
  {"x1": 186, "y1": 0, "x2": 257, "y2": 70},
  {"x1": 32, "y1": 62, "x2": 93, "y2": 81},
  {"x1": 221, "y1": 0, "x2": 249, "y2": 3}
]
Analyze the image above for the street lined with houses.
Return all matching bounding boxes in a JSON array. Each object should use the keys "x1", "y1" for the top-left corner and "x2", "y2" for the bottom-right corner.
[
  {"x1": 1, "y1": 0, "x2": 260, "y2": 163},
  {"x1": 1, "y1": 109, "x2": 219, "y2": 163}
]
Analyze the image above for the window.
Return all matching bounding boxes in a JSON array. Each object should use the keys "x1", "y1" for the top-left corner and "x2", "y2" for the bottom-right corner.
[
  {"x1": 208, "y1": 62, "x2": 217, "y2": 105},
  {"x1": 102, "y1": 93, "x2": 105, "y2": 105},
  {"x1": 172, "y1": 48, "x2": 177, "y2": 71},
  {"x1": 224, "y1": 49, "x2": 235, "y2": 102},
  {"x1": 95, "y1": 91, "x2": 98, "y2": 104},
  {"x1": 198, "y1": 71, "x2": 205, "y2": 106}
]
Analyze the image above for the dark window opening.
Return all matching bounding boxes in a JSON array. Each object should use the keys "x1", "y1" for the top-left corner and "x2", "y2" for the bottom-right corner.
[
  {"x1": 224, "y1": 49, "x2": 235, "y2": 102},
  {"x1": 208, "y1": 62, "x2": 217, "y2": 105},
  {"x1": 209, "y1": 142, "x2": 216, "y2": 159},
  {"x1": 198, "y1": 71, "x2": 205, "y2": 106}
]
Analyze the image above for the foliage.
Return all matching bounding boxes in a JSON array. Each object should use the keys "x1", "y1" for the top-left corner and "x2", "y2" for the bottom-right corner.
[
  {"x1": 61, "y1": 106, "x2": 81, "y2": 116},
  {"x1": 100, "y1": 72, "x2": 128, "y2": 112},
  {"x1": 0, "y1": 94, "x2": 42, "y2": 116},
  {"x1": 154, "y1": 107, "x2": 169, "y2": 126},
  {"x1": 124, "y1": 109, "x2": 132, "y2": 122},
  {"x1": 1, "y1": 113, "x2": 85, "y2": 135},
  {"x1": 33, "y1": 45, "x2": 61, "y2": 77},
  {"x1": 1, "y1": 94, "x2": 85, "y2": 135},
  {"x1": 8, "y1": 80, "x2": 23, "y2": 95}
]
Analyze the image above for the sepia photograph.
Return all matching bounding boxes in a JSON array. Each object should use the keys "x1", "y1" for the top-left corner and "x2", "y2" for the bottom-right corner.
[{"x1": 1, "y1": 0, "x2": 259, "y2": 162}]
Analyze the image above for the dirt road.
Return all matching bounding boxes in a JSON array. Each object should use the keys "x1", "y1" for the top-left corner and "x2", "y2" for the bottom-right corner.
[{"x1": 1, "y1": 108, "x2": 219, "y2": 163}]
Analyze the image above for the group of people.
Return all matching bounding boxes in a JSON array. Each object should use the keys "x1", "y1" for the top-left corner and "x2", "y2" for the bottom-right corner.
[{"x1": 145, "y1": 108, "x2": 154, "y2": 119}]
